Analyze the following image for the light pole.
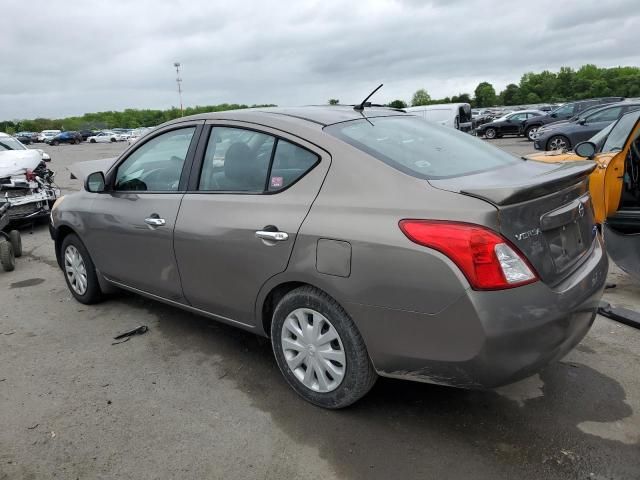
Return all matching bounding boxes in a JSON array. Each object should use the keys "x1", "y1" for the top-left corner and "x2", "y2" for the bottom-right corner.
[{"x1": 174, "y1": 62, "x2": 183, "y2": 116}]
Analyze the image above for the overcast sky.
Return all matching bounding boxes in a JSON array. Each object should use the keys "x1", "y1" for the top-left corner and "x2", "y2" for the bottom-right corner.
[{"x1": 1, "y1": 0, "x2": 639, "y2": 120}]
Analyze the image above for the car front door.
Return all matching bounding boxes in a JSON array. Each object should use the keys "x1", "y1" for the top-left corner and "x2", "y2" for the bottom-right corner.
[
  {"x1": 503, "y1": 113, "x2": 525, "y2": 135},
  {"x1": 580, "y1": 106, "x2": 624, "y2": 144},
  {"x1": 174, "y1": 123, "x2": 330, "y2": 327},
  {"x1": 84, "y1": 123, "x2": 202, "y2": 301}
]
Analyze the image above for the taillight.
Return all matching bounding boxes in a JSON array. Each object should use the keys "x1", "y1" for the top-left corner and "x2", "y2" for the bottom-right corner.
[
  {"x1": 25, "y1": 169, "x2": 36, "y2": 182},
  {"x1": 399, "y1": 220, "x2": 538, "y2": 290}
]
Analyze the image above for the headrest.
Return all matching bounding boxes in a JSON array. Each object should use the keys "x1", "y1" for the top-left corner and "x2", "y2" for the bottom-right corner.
[{"x1": 224, "y1": 142, "x2": 254, "y2": 181}]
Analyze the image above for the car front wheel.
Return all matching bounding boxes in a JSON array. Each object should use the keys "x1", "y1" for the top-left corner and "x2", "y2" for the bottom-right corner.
[
  {"x1": 547, "y1": 135, "x2": 571, "y2": 151},
  {"x1": 525, "y1": 126, "x2": 539, "y2": 141},
  {"x1": 61, "y1": 234, "x2": 103, "y2": 304},
  {"x1": 484, "y1": 127, "x2": 497, "y2": 139},
  {"x1": 271, "y1": 286, "x2": 377, "y2": 409}
]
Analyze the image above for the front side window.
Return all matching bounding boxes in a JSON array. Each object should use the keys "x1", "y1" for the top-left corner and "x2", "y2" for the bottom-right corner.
[
  {"x1": 114, "y1": 127, "x2": 195, "y2": 191},
  {"x1": 509, "y1": 113, "x2": 527, "y2": 121},
  {"x1": 325, "y1": 116, "x2": 519, "y2": 179},
  {"x1": 587, "y1": 106, "x2": 622, "y2": 124},
  {"x1": 199, "y1": 127, "x2": 274, "y2": 192},
  {"x1": 553, "y1": 104, "x2": 575, "y2": 117},
  {"x1": 602, "y1": 110, "x2": 640, "y2": 153}
]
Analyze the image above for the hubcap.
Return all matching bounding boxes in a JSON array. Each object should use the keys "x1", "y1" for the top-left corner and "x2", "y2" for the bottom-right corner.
[
  {"x1": 281, "y1": 308, "x2": 346, "y2": 393},
  {"x1": 549, "y1": 137, "x2": 567, "y2": 150},
  {"x1": 486, "y1": 129, "x2": 496, "y2": 138},
  {"x1": 528, "y1": 127, "x2": 539, "y2": 139},
  {"x1": 64, "y1": 245, "x2": 88, "y2": 295}
]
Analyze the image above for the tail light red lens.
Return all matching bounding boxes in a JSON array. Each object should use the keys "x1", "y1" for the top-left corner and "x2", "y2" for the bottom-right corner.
[{"x1": 399, "y1": 220, "x2": 538, "y2": 290}]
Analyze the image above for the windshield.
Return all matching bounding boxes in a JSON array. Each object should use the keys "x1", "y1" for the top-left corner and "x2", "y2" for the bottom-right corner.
[
  {"x1": 589, "y1": 122, "x2": 615, "y2": 149},
  {"x1": 325, "y1": 116, "x2": 519, "y2": 179},
  {"x1": 602, "y1": 110, "x2": 640, "y2": 153},
  {"x1": 0, "y1": 137, "x2": 27, "y2": 151}
]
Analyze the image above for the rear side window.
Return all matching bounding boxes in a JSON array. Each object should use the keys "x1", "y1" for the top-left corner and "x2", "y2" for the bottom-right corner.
[
  {"x1": 587, "y1": 106, "x2": 623, "y2": 123},
  {"x1": 268, "y1": 140, "x2": 318, "y2": 191},
  {"x1": 199, "y1": 127, "x2": 274, "y2": 192},
  {"x1": 198, "y1": 127, "x2": 318, "y2": 192},
  {"x1": 325, "y1": 116, "x2": 519, "y2": 179}
]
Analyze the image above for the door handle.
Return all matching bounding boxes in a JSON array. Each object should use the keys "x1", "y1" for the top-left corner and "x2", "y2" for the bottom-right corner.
[
  {"x1": 144, "y1": 215, "x2": 166, "y2": 227},
  {"x1": 255, "y1": 230, "x2": 289, "y2": 242}
]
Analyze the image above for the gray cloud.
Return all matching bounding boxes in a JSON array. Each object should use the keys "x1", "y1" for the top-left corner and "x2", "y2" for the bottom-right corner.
[{"x1": 1, "y1": 0, "x2": 639, "y2": 120}]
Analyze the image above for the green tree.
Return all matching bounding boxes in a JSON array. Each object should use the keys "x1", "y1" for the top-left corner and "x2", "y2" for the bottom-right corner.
[
  {"x1": 388, "y1": 99, "x2": 407, "y2": 109},
  {"x1": 411, "y1": 88, "x2": 432, "y2": 106},
  {"x1": 500, "y1": 84, "x2": 521, "y2": 105},
  {"x1": 451, "y1": 93, "x2": 472, "y2": 104},
  {"x1": 328, "y1": 99, "x2": 340, "y2": 105},
  {"x1": 474, "y1": 82, "x2": 496, "y2": 107}
]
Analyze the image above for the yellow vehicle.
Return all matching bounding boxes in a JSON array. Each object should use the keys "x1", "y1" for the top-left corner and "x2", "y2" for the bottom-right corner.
[{"x1": 528, "y1": 110, "x2": 640, "y2": 279}]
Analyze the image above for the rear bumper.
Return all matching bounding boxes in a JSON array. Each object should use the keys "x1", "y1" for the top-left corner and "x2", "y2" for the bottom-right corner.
[{"x1": 349, "y1": 234, "x2": 608, "y2": 389}]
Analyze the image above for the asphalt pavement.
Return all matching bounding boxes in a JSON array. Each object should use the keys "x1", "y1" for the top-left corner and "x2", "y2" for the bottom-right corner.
[{"x1": 0, "y1": 137, "x2": 638, "y2": 479}]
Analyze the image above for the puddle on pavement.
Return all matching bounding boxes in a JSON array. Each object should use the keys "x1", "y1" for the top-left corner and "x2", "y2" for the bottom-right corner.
[
  {"x1": 9, "y1": 278, "x2": 45, "y2": 289},
  {"x1": 119, "y1": 294, "x2": 639, "y2": 480}
]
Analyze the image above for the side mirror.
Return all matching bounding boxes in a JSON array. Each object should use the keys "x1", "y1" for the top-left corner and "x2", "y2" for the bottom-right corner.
[
  {"x1": 578, "y1": 118, "x2": 587, "y2": 125},
  {"x1": 550, "y1": 113, "x2": 557, "y2": 117},
  {"x1": 574, "y1": 141, "x2": 597, "y2": 159},
  {"x1": 506, "y1": 118, "x2": 512, "y2": 123},
  {"x1": 85, "y1": 171, "x2": 106, "y2": 193}
]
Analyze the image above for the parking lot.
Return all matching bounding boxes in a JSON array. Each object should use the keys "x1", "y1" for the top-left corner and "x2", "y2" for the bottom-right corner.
[{"x1": 1, "y1": 138, "x2": 639, "y2": 479}]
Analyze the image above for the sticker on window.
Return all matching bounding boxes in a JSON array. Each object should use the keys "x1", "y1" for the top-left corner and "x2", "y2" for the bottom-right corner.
[{"x1": 271, "y1": 176, "x2": 284, "y2": 188}]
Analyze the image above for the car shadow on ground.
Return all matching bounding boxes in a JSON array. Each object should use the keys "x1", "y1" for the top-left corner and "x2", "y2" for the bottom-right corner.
[{"x1": 112, "y1": 292, "x2": 638, "y2": 480}]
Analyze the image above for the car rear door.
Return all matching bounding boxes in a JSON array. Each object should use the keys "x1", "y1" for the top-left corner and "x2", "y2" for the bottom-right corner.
[
  {"x1": 84, "y1": 122, "x2": 203, "y2": 301},
  {"x1": 173, "y1": 122, "x2": 330, "y2": 327}
]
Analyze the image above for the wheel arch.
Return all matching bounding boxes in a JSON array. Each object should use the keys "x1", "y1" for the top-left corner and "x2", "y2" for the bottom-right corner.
[
  {"x1": 53, "y1": 224, "x2": 78, "y2": 268},
  {"x1": 258, "y1": 278, "x2": 346, "y2": 338}
]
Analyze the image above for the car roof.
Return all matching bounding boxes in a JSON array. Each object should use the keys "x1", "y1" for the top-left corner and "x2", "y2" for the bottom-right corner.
[
  {"x1": 164, "y1": 106, "x2": 408, "y2": 128},
  {"x1": 584, "y1": 101, "x2": 640, "y2": 115}
]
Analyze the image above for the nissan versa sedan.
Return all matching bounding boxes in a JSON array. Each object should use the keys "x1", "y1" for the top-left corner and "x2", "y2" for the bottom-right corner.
[{"x1": 49, "y1": 106, "x2": 607, "y2": 408}]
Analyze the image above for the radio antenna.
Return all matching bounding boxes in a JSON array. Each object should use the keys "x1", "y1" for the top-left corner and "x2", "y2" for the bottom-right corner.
[{"x1": 353, "y1": 84, "x2": 383, "y2": 111}]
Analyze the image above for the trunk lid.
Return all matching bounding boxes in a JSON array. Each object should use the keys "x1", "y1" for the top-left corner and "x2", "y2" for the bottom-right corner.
[{"x1": 429, "y1": 160, "x2": 597, "y2": 285}]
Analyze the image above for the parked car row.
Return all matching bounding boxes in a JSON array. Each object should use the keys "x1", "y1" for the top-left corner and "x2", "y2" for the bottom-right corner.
[{"x1": 11, "y1": 128, "x2": 156, "y2": 146}]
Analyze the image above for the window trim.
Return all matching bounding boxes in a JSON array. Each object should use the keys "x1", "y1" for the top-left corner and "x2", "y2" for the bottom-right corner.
[
  {"x1": 106, "y1": 121, "x2": 204, "y2": 194},
  {"x1": 188, "y1": 123, "x2": 321, "y2": 195}
]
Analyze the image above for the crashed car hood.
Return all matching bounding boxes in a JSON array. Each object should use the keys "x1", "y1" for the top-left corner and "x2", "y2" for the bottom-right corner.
[
  {"x1": 68, "y1": 157, "x2": 118, "y2": 182},
  {"x1": 0, "y1": 149, "x2": 42, "y2": 178}
]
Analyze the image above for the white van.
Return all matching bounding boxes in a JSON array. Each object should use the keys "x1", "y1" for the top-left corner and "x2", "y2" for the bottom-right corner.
[
  {"x1": 37, "y1": 130, "x2": 61, "y2": 143},
  {"x1": 404, "y1": 103, "x2": 472, "y2": 132}
]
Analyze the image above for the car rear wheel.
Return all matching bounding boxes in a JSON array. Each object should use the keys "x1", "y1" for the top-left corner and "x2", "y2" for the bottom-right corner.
[
  {"x1": 0, "y1": 240, "x2": 15, "y2": 272},
  {"x1": 110, "y1": 138, "x2": 116, "y2": 143},
  {"x1": 90, "y1": 139, "x2": 96, "y2": 143},
  {"x1": 525, "y1": 126, "x2": 539, "y2": 141},
  {"x1": 271, "y1": 286, "x2": 377, "y2": 409},
  {"x1": 547, "y1": 135, "x2": 571, "y2": 151},
  {"x1": 8, "y1": 230, "x2": 21, "y2": 257},
  {"x1": 61, "y1": 234, "x2": 103, "y2": 304},
  {"x1": 484, "y1": 128, "x2": 497, "y2": 139}
]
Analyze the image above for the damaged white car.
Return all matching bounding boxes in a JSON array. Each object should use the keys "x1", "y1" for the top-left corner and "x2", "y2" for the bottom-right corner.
[{"x1": 0, "y1": 133, "x2": 60, "y2": 223}]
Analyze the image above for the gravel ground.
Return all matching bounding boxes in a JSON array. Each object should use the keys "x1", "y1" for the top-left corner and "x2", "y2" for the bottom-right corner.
[{"x1": 0, "y1": 137, "x2": 638, "y2": 480}]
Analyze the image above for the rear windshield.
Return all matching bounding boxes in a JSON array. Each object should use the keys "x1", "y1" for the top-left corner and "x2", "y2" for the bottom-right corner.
[{"x1": 324, "y1": 116, "x2": 519, "y2": 179}]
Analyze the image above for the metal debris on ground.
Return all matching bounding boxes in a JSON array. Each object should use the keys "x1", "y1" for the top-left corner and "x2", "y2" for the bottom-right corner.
[
  {"x1": 111, "y1": 325, "x2": 149, "y2": 345},
  {"x1": 598, "y1": 302, "x2": 640, "y2": 330}
]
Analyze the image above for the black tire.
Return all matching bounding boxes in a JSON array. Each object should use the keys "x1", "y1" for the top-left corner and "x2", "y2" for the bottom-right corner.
[
  {"x1": 60, "y1": 233, "x2": 103, "y2": 304},
  {"x1": 110, "y1": 138, "x2": 116, "y2": 142},
  {"x1": 484, "y1": 128, "x2": 497, "y2": 139},
  {"x1": 8, "y1": 230, "x2": 21, "y2": 257},
  {"x1": 52, "y1": 140, "x2": 59, "y2": 146},
  {"x1": 525, "y1": 125, "x2": 540, "y2": 141},
  {"x1": 271, "y1": 286, "x2": 377, "y2": 409},
  {"x1": 546, "y1": 135, "x2": 571, "y2": 151},
  {"x1": 0, "y1": 240, "x2": 15, "y2": 272},
  {"x1": 74, "y1": 138, "x2": 80, "y2": 144},
  {"x1": 90, "y1": 139, "x2": 96, "y2": 143}
]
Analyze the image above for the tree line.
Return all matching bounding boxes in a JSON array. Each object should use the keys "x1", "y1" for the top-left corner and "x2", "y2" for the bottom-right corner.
[
  {"x1": 4, "y1": 64, "x2": 639, "y2": 134},
  {"x1": 0, "y1": 103, "x2": 276, "y2": 134},
  {"x1": 386, "y1": 64, "x2": 640, "y2": 109}
]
